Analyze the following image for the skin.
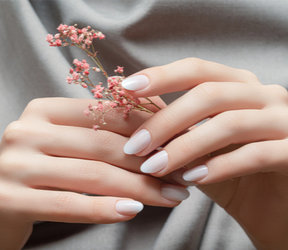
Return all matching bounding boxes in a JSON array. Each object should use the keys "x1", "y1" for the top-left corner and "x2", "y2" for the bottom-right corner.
[
  {"x1": 0, "y1": 97, "x2": 181, "y2": 250},
  {"x1": 124, "y1": 58, "x2": 288, "y2": 250}
]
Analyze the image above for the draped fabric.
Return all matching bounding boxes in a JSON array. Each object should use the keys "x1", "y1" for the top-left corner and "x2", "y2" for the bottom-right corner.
[{"x1": 0, "y1": 0, "x2": 287, "y2": 249}]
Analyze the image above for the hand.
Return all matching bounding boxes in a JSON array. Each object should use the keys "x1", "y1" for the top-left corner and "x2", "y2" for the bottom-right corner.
[
  {"x1": 121, "y1": 58, "x2": 288, "y2": 250},
  {"x1": 0, "y1": 97, "x2": 189, "y2": 250}
]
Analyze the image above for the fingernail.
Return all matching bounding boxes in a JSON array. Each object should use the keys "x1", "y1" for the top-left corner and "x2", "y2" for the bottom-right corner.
[
  {"x1": 171, "y1": 168, "x2": 198, "y2": 186},
  {"x1": 124, "y1": 129, "x2": 151, "y2": 155},
  {"x1": 161, "y1": 184, "x2": 190, "y2": 201},
  {"x1": 183, "y1": 165, "x2": 208, "y2": 182},
  {"x1": 121, "y1": 75, "x2": 149, "y2": 91},
  {"x1": 141, "y1": 150, "x2": 168, "y2": 173},
  {"x1": 115, "y1": 200, "x2": 144, "y2": 215}
]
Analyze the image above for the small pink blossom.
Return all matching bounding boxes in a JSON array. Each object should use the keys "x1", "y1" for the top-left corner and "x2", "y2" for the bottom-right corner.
[
  {"x1": 97, "y1": 102, "x2": 103, "y2": 111},
  {"x1": 93, "y1": 67, "x2": 101, "y2": 72},
  {"x1": 115, "y1": 66, "x2": 124, "y2": 73},
  {"x1": 84, "y1": 109, "x2": 90, "y2": 116},
  {"x1": 109, "y1": 102, "x2": 117, "y2": 108},
  {"x1": 72, "y1": 72, "x2": 80, "y2": 80},
  {"x1": 57, "y1": 23, "x2": 68, "y2": 32},
  {"x1": 66, "y1": 76, "x2": 73, "y2": 84},
  {"x1": 55, "y1": 39, "x2": 62, "y2": 46},
  {"x1": 82, "y1": 62, "x2": 90, "y2": 70},
  {"x1": 93, "y1": 125, "x2": 100, "y2": 131},
  {"x1": 94, "y1": 92, "x2": 103, "y2": 98},
  {"x1": 46, "y1": 34, "x2": 54, "y2": 43}
]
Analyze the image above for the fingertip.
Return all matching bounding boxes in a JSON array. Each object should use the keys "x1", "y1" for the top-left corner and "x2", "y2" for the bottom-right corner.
[
  {"x1": 115, "y1": 200, "x2": 144, "y2": 216},
  {"x1": 121, "y1": 75, "x2": 150, "y2": 92}
]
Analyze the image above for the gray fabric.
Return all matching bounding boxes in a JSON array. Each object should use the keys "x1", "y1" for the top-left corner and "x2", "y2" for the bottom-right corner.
[{"x1": 0, "y1": 0, "x2": 287, "y2": 249}]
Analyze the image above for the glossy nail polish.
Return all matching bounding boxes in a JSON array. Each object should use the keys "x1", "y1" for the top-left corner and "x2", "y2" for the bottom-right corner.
[
  {"x1": 124, "y1": 129, "x2": 151, "y2": 155},
  {"x1": 161, "y1": 184, "x2": 190, "y2": 201},
  {"x1": 115, "y1": 200, "x2": 144, "y2": 215},
  {"x1": 141, "y1": 150, "x2": 168, "y2": 173},
  {"x1": 183, "y1": 165, "x2": 208, "y2": 182},
  {"x1": 121, "y1": 75, "x2": 149, "y2": 91},
  {"x1": 171, "y1": 168, "x2": 198, "y2": 186}
]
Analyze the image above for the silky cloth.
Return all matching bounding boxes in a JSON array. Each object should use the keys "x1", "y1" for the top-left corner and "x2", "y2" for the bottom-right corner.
[{"x1": 0, "y1": 0, "x2": 287, "y2": 249}]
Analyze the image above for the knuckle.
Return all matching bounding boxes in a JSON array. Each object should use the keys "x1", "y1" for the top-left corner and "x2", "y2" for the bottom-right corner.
[
  {"x1": 178, "y1": 134, "x2": 193, "y2": 155},
  {"x1": 265, "y1": 84, "x2": 288, "y2": 101},
  {"x1": 184, "y1": 57, "x2": 207, "y2": 73},
  {"x1": 91, "y1": 198, "x2": 106, "y2": 219},
  {"x1": 52, "y1": 194, "x2": 75, "y2": 214},
  {"x1": 217, "y1": 111, "x2": 247, "y2": 134},
  {"x1": 248, "y1": 143, "x2": 270, "y2": 166},
  {"x1": 79, "y1": 161, "x2": 106, "y2": 188},
  {"x1": 195, "y1": 82, "x2": 225, "y2": 103},
  {"x1": 1, "y1": 121, "x2": 27, "y2": 145},
  {"x1": 155, "y1": 109, "x2": 177, "y2": 131},
  {"x1": 132, "y1": 175, "x2": 151, "y2": 198},
  {"x1": 91, "y1": 131, "x2": 119, "y2": 158},
  {"x1": 213, "y1": 154, "x2": 233, "y2": 177},
  {"x1": 239, "y1": 69, "x2": 259, "y2": 83},
  {"x1": 148, "y1": 65, "x2": 169, "y2": 83},
  {"x1": 23, "y1": 98, "x2": 46, "y2": 116}
]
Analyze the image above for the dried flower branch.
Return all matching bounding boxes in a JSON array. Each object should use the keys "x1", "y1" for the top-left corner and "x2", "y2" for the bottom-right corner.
[{"x1": 47, "y1": 23, "x2": 160, "y2": 130}]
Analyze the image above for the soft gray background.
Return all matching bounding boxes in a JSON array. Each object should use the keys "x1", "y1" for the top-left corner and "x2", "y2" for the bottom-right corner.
[{"x1": 0, "y1": 0, "x2": 287, "y2": 249}]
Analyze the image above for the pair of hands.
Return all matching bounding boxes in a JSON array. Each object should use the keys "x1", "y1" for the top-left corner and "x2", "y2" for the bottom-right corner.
[{"x1": 1, "y1": 58, "x2": 288, "y2": 249}]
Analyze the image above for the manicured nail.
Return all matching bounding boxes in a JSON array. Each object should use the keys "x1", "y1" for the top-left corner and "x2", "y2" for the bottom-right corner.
[
  {"x1": 171, "y1": 168, "x2": 198, "y2": 186},
  {"x1": 115, "y1": 200, "x2": 144, "y2": 215},
  {"x1": 161, "y1": 184, "x2": 190, "y2": 201},
  {"x1": 141, "y1": 150, "x2": 168, "y2": 173},
  {"x1": 183, "y1": 165, "x2": 208, "y2": 182},
  {"x1": 124, "y1": 129, "x2": 151, "y2": 155},
  {"x1": 121, "y1": 75, "x2": 149, "y2": 91}
]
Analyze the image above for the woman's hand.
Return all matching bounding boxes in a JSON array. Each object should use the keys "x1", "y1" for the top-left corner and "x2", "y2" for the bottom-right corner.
[
  {"x1": 0, "y1": 97, "x2": 189, "y2": 250},
  {"x1": 121, "y1": 58, "x2": 288, "y2": 250}
]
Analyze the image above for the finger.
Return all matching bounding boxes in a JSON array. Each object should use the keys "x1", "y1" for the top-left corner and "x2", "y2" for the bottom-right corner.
[
  {"x1": 17, "y1": 155, "x2": 188, "y2": 207},
  {"x1": 139, "y1": 108, "x2": 288, "y2": 176},
  {"x1": 21, "y1": 124, "x2": 146, "y2": 171},
  {"x1": 182, "y1": 138, "x2": 288, "y2": 184},
  {"x1": 123, "y1": 82, "x2": 274, "y2": 157},
  {"x1": 17, "y1": 188, "x2": 143, "y2": 224},
  {"x1": 121, "y1": 58, "x2": 260, "y2": 96},
  {"x1": 19, "y1": 97, "x2": 164, "y2": 137}
]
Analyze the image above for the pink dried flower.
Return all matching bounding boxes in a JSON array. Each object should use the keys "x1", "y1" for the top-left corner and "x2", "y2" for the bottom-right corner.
[
  {"x1": 109, "y1": 102, "x2": 117, "y2": 108},
  {"x1": 48, "y1": 23, "x2": 161, "y2": 130},
  {"x1": 46, "y1": 34, "x2": 54, "y2": 43},
  {"x1": 93, "y1": 125, "x2": 100, "y2": 131},
  {"x1": 84, "y1": 109, "x2": 90, "y2": 116},
  {"x1": 115, "y1": 66, "x2": 124, "y2": 73},
  {"x1": 66, "y1": 76, "x2": 73, "y2": 84},
  {"x1": 72, "y1": 72, "x2": 80, "y2": 81},
  {"x1": 81, "y1": 83, "x2": 88, "y2": 88},
  {"x1": 55, "y1": 39, "x2": 62, "y2": 47}
]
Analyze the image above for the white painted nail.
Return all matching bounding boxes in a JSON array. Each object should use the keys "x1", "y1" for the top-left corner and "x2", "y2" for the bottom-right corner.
[
  {"x1": 183, "y1": 165, "x2": 208, "y2": 182},
  {"x1": 124, "y1": 129, "x2": 151, "y2": 155},
  {"x1": 121, "y1": 75, "x2": 149, "y2": 91},
  {"x1": 161, "y1": 184, "x2": 190, "y2": 201},
  {"x1": 171, "y1": 168, "x2": 198, "y2": 186},
  {"x1": 115, "y1": 200, "x2": 144, "y2": 215},
  {"x1": 141, "y1": 150, "x2": 168, "y2": 173}
]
